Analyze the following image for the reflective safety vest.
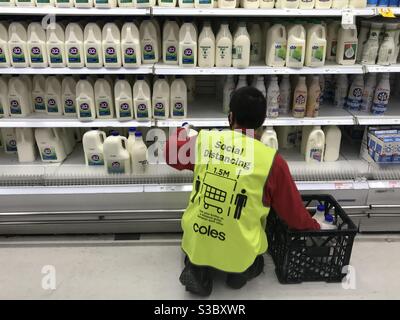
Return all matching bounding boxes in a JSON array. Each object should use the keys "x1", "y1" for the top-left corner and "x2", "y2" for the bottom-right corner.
[{"x1": 182, "y1": 129, "x2": 276, "y2": 273}]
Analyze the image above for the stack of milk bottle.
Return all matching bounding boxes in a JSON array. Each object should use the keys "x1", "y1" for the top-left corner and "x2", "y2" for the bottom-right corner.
[{"x1": 0, "y1": 75, "x2": 188, "y2": 120}]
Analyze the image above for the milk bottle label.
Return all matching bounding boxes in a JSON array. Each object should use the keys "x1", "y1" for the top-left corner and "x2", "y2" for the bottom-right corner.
[
  {"x1": 30, "y1": 47, "x2": 44, "y2": 64},
  {"x1": 143, "y1": 42, "x2": 155, "y2": 61},
  {"x1": 217, "y1": 45, "x2": 229, "y2": 60},
  {"x1": 309, "y1": 148, "x2": 322, "y2": 162},
  {"x1": 200, "y1": 45, "x2": 212, "y2": 61},
  {"x1": 154, "y1": 100, "x2": 166, "y2": 117},
  {"x1": 182, "y1": 47, "x2": 195, "y2": 65},
  {"x1": 343, "y1": 42, "x2": 357, "y2": 61},
  {"x1": 347, "y1": 87, "x2": 363, "y2": 110},
  {"x1": 137, "y1": 0, "x2": 150, "y2": 3},
  {"x1": 0, "y1": 47, "x2": 7, "y2": 63},
  {"x1": 11, "y1": 47, "x2": 26, "y2": 63},
  {"x1": 250, "y1": 42, "x2": 260, "y2": 57},
  {"x1": 288, "y1": 45, "x2": 303, "y2": 63},
  {"x1": 232, "y1": 45, "x2": 243, "y2": 60},
  {"x1": 6, "y1": 138, "x2": 17, "y2": 152},
  {"x1": 311, "y1": 45, "x2": 325, "y2": 62},
  {"x1": 50, "y1": 47, "x2": 63, "y2": 64},
  {"x1": 372, "y1": 89, "x2": 390, "y2": 115},
  {"x1": 76, "y1": 0, "x2": 90, "y2": 2},
  {"x1": 87, "y1": 153, "x2": 104, "y2": 166},
  {"x1": 97, "y1": 0, "x2": 110, "y2": 3},
  {"x1": 107, "y1": 160, "x2": 125, "y2": 174},
  {"x1": 40, "y1": 146, "x2": 57, "y2": 161},
  {"x1": 98, "y1": 99, "x2": 112, "y2": 116},
  {"x1": 79, "y1": 101, "x2": 93, "y2": 118},
  {"x1": 105, "y1": 47, "x2": 118, "y2": 64},
  {"x1": 47, "y1": 98, "x2": 59, "y2": 113},
  {"x1": 172, "y1": 100, "x2": 185, "y2": 117},
  {"x1": 182, "y1": 0, "x2": 194, "y2": 2},
  {"x1": 166, "y1": 45, "x2": 177, "y2": 62},
  {"x1": 37, "y1": 0, "x2": 52, "y2": 3},
  {"x1": 136, "y1": 101, "x2": 149, "y2": 118},
  {"x1": 87, "y1": 47, "x2": 100, "y2": 64},
  {"x1": 34, "y1": 95, "x2": 46, "y2": 111},
  {"x1": 124, "y1": 47, "x2": 137, "y2": 64},
  {"x1": 199, "y1": 0, "x2": 212, "y2": 3},
  {"x1": 9, "y1": 98, "x2": 22, "y2": 115},
  {"x1": 119, "y1": 101, "x2": 132, "y2": 118},
  {"x1": 274, "y1": 43, "x2": 286, "y2": 63},
  {"x1": 68, "y1": 47, "x2": 81, "y2": 64},
  {"x1": 64, "y1": 97, "x2": 76, "y2": 114}
]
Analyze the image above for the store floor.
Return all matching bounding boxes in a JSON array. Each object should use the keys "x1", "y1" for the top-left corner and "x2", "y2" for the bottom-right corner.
[{"x1": 0, "y1": 234, "x2": 399, "y2": 300}]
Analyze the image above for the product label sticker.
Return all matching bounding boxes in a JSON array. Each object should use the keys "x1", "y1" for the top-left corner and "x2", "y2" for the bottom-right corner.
[
  {"x1": 79, "y1": 102, "x2": 92, "y2": 118},
  {"x1": 310, "y1": 148, "x2": 322, "y2": 162},
  {"x1": 98, "y1": 100, "x2": 111, "y2": 116},
  {"x1": 37, "y1": 0, "x2": 51, "y2": 2},
  {"x1": 64, "y1": 98, "x2": 76, "y2": 114},
  {"x1": 217, "y1": 45, "x2": 229, "y2": 60},
  {"x1": 288, "y1": 45, "x2": 303, "y2": 62},
  {"x1": 182, "y1": 48, "x2": 195, "y2": 65},
  {"x1": 34, "y1": 96, "x2": 46, "y2": 111},
  {"x1": 9, "y1": 98, "x2": 21, "y2": 115},
  {"x1": 86, "y1": 47, "x2": 99, "y2": 64},
  {"x1": 120, "y1": 0, "x2": 131, "y2": 2},
  {"x1": 75, "y1": 0, "x2": 90, "y2": 3},
  {"x1": 47, "y1": 98, "x2": 59, "y2": 113},
  {"x1": 161, "y1": 0, "x2": 173, "y2": 3},
  {"x1": 137, "y1": 0, "x2": 149, "y2": 3},
  {"x1": 274, "y1": 43, "x2": 286, "y2": 62},
  {"x1": 124, "y1": 47, "x2": 137, "y2": 64},
  {"x1": 96, "y1": 0, "x2": 109, "y2": 3},
  {"x1": 173, "y1": 101, "x2": 185, "y2": 117},
  {"x1": 154, "y1": 102, "x2": 165, "y2": 117},
  {"x1": 88, "y1": 153, "x2": 104, "y2": 166},
  {"x1": 330, "y1": 40, "x2": 337, "y2": 57},
  {"x1": 343, "y1": 42, "x2": 357, "y2": 60},
  {"x1": 119, "y1": 102, "x2": 132, "y2": 118},
  {"x1": 311, "y1": 45, "x2": 324, "y2": 62},
  {"x1": 136, "y1": 103, "x2": 149, "y2": 118},
  {"x1": 105, "y1": 47, "x2": 118, "y2": 64},
  {"x1": 199, "y1": 0, "x2": 211, "y2": 3},
  {"x1": 107, "y1": 161, "x2": 125, "y2": 174},
  {"x1": 166, "y1": 46, "x2": 177, "y2": 62},
  {"x1": 200, "y1": 46, "x2": 211, "y2": 60},
  {"x1": 0, "y1": 47, "x2": 7, "y2": 63},
  {"x1": 68, "y1": 47, "x2": 81, "y2": 64},
  {"x1": 30, "y1": 47, "x2": 44, "y2": 64},
  {"x1": 232, "y1": 45, "x2": 243, "y2": 60},
  {"x1": 41, "y1": 146, "x2": 57, "y2": 161},
  {"x1": 50, "y1": 47, "x2": 63, "y2": 64},
  {"x1": 143, "y1": 43, "x2": 155, "y2": 61},
  {"x1": 6, "y1": 139, "x2": 17, "y2": 152},
  {"x1": 11, "y1": 46, "x2": 26, "y2": 63},
  {"x1": 183, "y1": 0, "x2": 194, "y2": 3}
]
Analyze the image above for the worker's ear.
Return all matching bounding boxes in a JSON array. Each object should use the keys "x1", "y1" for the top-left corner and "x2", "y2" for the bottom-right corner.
[{"x1": 228, "y1": 112, "x2": 234, "y2": 128}]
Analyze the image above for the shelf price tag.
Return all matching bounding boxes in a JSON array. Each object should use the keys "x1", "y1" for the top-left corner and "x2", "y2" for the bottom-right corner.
[
  {"x1": 378, "y1": 8, "x2": 396, "y2": 18},
  {"x1": 335, "y1": 182, "x2": 354, "y2": 190},
  {"x1": 341, "y1": 9, "x2": 355, "y2": 29},
  {"x1": 388, "y1": 180, "x2": 400, "y2": 188}
]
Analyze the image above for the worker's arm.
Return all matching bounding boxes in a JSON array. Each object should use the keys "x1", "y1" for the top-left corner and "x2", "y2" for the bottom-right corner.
[
  {"x1": 165, "y1": 128, "x2": 196, "y2": 171},
  {"x1": 263, "y1": 153, "x2": 320, "y2": 230}
]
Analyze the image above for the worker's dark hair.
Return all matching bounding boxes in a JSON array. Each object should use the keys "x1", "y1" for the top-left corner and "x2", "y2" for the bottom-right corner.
[{"x1": 229, "y1": 86, "x2": 266, "y2": 130}]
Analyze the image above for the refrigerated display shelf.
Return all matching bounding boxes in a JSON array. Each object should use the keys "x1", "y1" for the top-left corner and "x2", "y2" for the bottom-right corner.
[
  {"x1": 0, "y1": 66, "x2": 153, "y2": 75},
  {"x1": 0, "y1": 7, "x2": 150, "y2": 16},
  {"x1": 364, "y1": 65, "x2": 400, "y2": 73},
  {"x1": 351, "y1": 106, "x2": 400, "y2": 125}
]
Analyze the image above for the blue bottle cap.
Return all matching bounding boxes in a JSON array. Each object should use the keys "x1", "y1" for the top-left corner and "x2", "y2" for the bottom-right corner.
[
  {"x1": 325, "y1": 213, "x2": 334, "y2": 223},
  {"x1": 135, "y1": 131, "x2": 143, "y2": 137},
  {"x1": 128, "y1": 127, "x2": 136, "y2": 133},
  {"x1": 111, "y1": 131, "x2": 119, "y2": 136},
  {"x1": 317, "y1": 204, "x2": 325, "y2": 212}
]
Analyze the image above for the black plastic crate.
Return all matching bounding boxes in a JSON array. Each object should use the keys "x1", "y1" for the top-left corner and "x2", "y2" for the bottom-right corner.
[{"x1": 267, "y1": 194, "x2": 358, "y2": 284}]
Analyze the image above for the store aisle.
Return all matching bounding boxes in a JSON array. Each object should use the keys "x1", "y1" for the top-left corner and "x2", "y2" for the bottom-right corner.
[{"x1": 0, "y1": 235, "x2": 399, "y2": 300}]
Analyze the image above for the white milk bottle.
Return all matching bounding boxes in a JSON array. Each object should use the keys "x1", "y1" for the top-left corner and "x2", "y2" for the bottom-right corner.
[
  {"x1": 346, "y1": 74, "x2": 364, "y2": 111},
  {"x1": 305, "y1": 24, "x2": 326, "y2": 67},
  {"x1": 361, "y1": 22, "x2": 382, "y2": 65},
  {"x1": 76, "y1": 78, "x2": 96, "y2": 120},
  {"x1": 286, "y1": 24, "x2": 305, "y2": 68},
  {"x1": 315, "y1": 0, "x2": 331, "y2": 8},
  {"x1": 259, "y1": 0, "x2": 274, "y2": 7},
  {"x1": 31, "y1": 75, "x2": 46, "y2": 113},
  {"x1": 151, "y1": 19, "x2": 162, "y2": 61},
  {"x1": 280, "y1": 0, "x2": 299, "y2": 8},
  {"x1": 158, "y1": 0, "x2": 177, "y2": 6},
  {"x1": 323, "y1": 125, "x2": 341, "y2": 162},
  {"x1": 65, "y1": 23, "x2": 84, "y2": 68},
  {"x1": 62, "y1": 77, "x2": 77, "y2": 116},
  {"x1": 82, "y1": 129, "x2": 106, "y2": 166},
  {"x1": 198, "y1": 22, "x2": 215, "y2": 68},
  {"x1": 215, "y1": 23, "x2": 232, "y2": 67},
  {"x1": 0, "y1": 0, "x2": 15, "y2": 5},
  {"x1": 103, "y1": 132, "x2": 131, "y2": 174},
  {"x1": 241, "y1": 0, "x2": 259, "y2": 7},
  {"x1": 36, "y1": 0, "x2": 55, "y2": 5},
  {"x1": 94, "y1": 0, "x2": 116, "y2": 7},
  {"x1": 306, "y1": 76, "x2": 321, "y2": 117},
  {"x1": 267, "y1": 76, "x2": 280, "y2": 118},
  {"x1": 179, "y1": 21, "x2": 197, "y2": 67},
  {"x1": 377, "y1": 24, "x2": 396, "y2": 66},
  {"x1": 136, "y1": 0, "x2": 155, "y2": 7},
  {"x1": 305, "y1": 125, "x2": 325, "y2": 163},
  {"x1": 0, "y1": 77, "x2": 8, "y2": 118},
  {"x1": 121, "y1": 22, "x2": 141, "y2": 68},
  {"x1": 118, "y1": 0, "x2": 133, "y2": 6},
  {"x1": 152, "y1": 75, "x2": 170, "y2": 119},
  {"x1": 292, "y1": 76, "x2": 307, "y2": 118},
  {"x1": 219, "y1": 0, "x2": 236, "y2": 6},
  {"x1": 195, "y1": 0, "x2": 213, "y2": 7},
  {"x1": 75, "y1": 0, "x2": 93, "y2": 7},
  {"x1": 332, "y1": 0, "x2": 347, "y2": 7},
  {"x1": 84, "y1": 23, "x2": 103, "y2": 69},
  {"x1": 265, "y1": 24, "x2": 287, "y2": 67},
  {"x1": 356, "y1": 21, "x2": 370, "y2": 63},
  {"x1": 45, "y1": 76, "x2": 62, "y2": 115},
  {"x1": 326, "y1": 20, "x2": 340, "y2": 62},
  {"x1": 348, "y1": 0, "x2": 366, "y2": 7},
  {"x1": 95, "y1": 78, "x2": 114, "y2": 119},
  {"x1": 140, "y1": 19, "x2": 159, "y2": 64},
  {"x1": 236, "y1": 75, "x2": 247, "y2": 90},
  {"x1": 55, "y1": 0, "x2": 73, "y2": 6},
  {"x1": 360, "y1": 73, "x2": 376, "y2": 112},
  {"x1": 163, "y1": 20, "x2": 179, "y2": 65},
  {"x1": 261, "y1": 127, "x2": 279, "y2": 150},
  {"x1": 276, "y1": 126, "x2": 297, "y2": 149},
  {"x1": 0, "y1": 22, "x2": 10, "y2": 68},
  {"x1": 102, "y1": 23, "x2": 121, "y2": 68},
  {"x1": 16, "y1": 0, "x2": 34, "y2": 6},
  {"x1": 46, "y1": 23, "x2": 66, "y2": 68},
  {"x1": 223, "y1": 75, "x2": 235, "y2": 113},
  {"x1": 180, "y1": 0, "x2": 195, "y2": 6},
  {"x1": 299, "y1": 0, "x2": 314, "y2": 9},
  {"x1": 114, "y1": 77, "x2": 133, "y2": 120},
  {"x1": 254, "y1": 75, "x2": 266, "y2": 97},
  {"x1": 334, "y1": 74, "x2": 348, "y2": 108},
  {"x1": 131, "y1": 131, "x2": 148, "y2": 174},
  {"x1": 249, "y1": 23, "x2": 262, "y2": 63},
  {"x1": 27, "y1": 22, "x2": 48, "y2": 68},
  {"x1": 232, "y1": 23, "x2": 250, "y2": 68},
  {"x1": 34, "y1": 128, "x2": 66, "y2": 163},
  {"x1": 133, "y1": 76, "x2": 152, "y2": 121},
  {"x1": 170, "y1": 76, "x2": 187, "y2": 118},
  {"x1": 16, "y1": 128, "x2": 37, "y2": 162},
  {"x1": 2, "y1": 128, "x2": 17, "y2": 154},
  {"x1": 300, "y1": 126, "x2": 313, "y2": 155},
  {"x1": 8, "y1": 22, "x2": 29, "y2": 68},
  {"x1": 127, "y1": 127, "x2": 136, "y2": 153},
  {"x1": 279, "y1": 75, "x2": 291, "y2": 114},
  {"x1": 8, "y1": 76, "x2": 31, "y2": 117},
  {"x1": 336, "y1": 26, "x2": 358, "y2": 65},
  {"x1": 371, "y1": 73, "x2": 390, "y2": 115}
]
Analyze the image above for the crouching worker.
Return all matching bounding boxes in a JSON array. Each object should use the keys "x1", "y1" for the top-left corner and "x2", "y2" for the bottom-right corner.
[{"x1": 165, "y1": 86, "x2": 320, "y2": 297}]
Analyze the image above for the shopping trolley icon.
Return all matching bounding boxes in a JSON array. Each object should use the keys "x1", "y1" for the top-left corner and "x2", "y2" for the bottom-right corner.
[{"x1": 203, "y1": 183, "x2": 226, "y2": 214}]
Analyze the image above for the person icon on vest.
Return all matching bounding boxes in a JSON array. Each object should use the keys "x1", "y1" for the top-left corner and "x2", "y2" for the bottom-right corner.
[{"x1": 165, "y1": 86, "x2": 320, "y2": 297}]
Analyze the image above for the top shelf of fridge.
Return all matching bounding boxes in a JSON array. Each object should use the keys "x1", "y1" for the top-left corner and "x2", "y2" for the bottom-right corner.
[{"x1": 0, "y1": 7, "x2": 151, "y2": 16}]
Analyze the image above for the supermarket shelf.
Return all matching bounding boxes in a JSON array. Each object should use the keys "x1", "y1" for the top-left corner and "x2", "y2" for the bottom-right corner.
[
  {"x1": 0, "y1": 66, "x2": 153, "y2": 75},
  {"x1": 364, "y1": 64, "x2": 400, "y2": 73},
  {"x1": 351, "y1": 108, "x2": 400, "y2": 126},
  {"x1": 0, "y1": 7, "x2": 150, "y2": 16}
]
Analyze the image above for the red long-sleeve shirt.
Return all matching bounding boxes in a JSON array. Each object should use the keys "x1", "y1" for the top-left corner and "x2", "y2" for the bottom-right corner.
[{"x1": 165, "y1": 128, "x2": 320, "y2": 230}]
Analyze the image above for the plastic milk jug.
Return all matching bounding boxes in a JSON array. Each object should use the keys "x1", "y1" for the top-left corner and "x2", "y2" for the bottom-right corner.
[
  {"x1": 292, "y1": 76, "x2": 307, "y2": 118},
  {"x1": 76, "y1": 78, "x2": 96, "y2": 120},
  {"x1": 0, "y1": 0, "x2": 15, "y2": 5},
  {"x1": 323, "y1": 125, "x2": 341, "y2": 162},
  {"x1": 32, "y1": 75, "x2": 46, "y2": 113},
  {"x1": 261, "y1": 126, "x2": 279, "y2": 150},
  {"x1": 35, "y1": 128, "x2": 66, "y2": 163},
  {"x1": 377, "y1": 24, "x2": 396, "y2": 66},
  {"x1": 179, "y1": 22, "x2": 197, "y2": 67},
  {"x1": 346, "y1": 74, "x2": 364, "y2": 111},
  {"x1": 215, "y1": 23, "x2": 233, "y2": 67},
  {"x1": 356, "y1": 21, "x2": 370, "y2": 63},
  {"x1": 162, "y1": 20, "x2": 179, "y2": 65},
  {"x1": 84, "y1": 23, "x2": 103, "y2": 69},
  {"x1": 180, "y1": 0, "x2": 195, "y2": 6},
  {"x1": 133, "y1": 76, "x2": 152, "y2": 120},
  {"x1": 371, "y1": 73, "x2": 390, "y2": 115},
  {"x1": 27, "y1": 22, "x2": 48, "y2": 68},
  {"x1": 102, "y1": 23, "x2": 121, "y2": 68},
  {"x1": 305, "y1": 126, "x2": 325, "y2": 163},
  {"x1": 16, "y1": 128, "x2": 36, "y2": 162},
  {"x1": 118, "y1": 0, "x2": 132, "y2": 6},
  {"x1": 82, "y1": 129, "x2": 106, "y2": 166},
  {"x1": 158, "y1": 0, "x2": 176, "y2": 6},
  {"x1": 305, "y1": 24, "x2": 326, "y2": 67},
  {"x1": 127, "y1": 127, "x2": 136, "y2": 153},
  {"x1": 2, "y1": 128, "x2": 17, "y2": 153},
  {"x1": 152, "y1": 75, "x2": 170, "y2": 119},
  {"x1": 300, "y1": 125, "x2": 313, "y2": 155},
  {"x1": 46, "y1": 23, "x2": 66, "y2": 68},
  {"x1": 280, "y1": 0, "x2": 299, "y2": 8},
  {"x1": 95, "y1": 78, "x2": 114, "y2": 119},
  {"x1": 198, "y1": 22, "x2": 216, "y2": 68},
  {"x1": 170, "y1": 76, "x2": 187, "y2": 118},
  {"x1": 0, "y1": 77, "x2": 8, "y2": 118},
  {"x1": 266, "y1": 76, "x2": 280, "y2": 118},
  {"x1": 306, "y1": 76, "x2": 321, "y2": 117},
  {"x1": 326, "y1": 21, "x2": 340, "y2": 62},
  {"x1": 360, "y1": 73, "x2": 376, "y2": 112},
  {"x1": 8, "y1": 76, "x2": 31, "y2": 117},
  {"x1": 16, "y1": 0, "x2": 34, "y2": 6},
  {"x1": 94, "y1": 0, "x2": 116, "y2": 7},
  {"x1": 315, "y1": 0, "x2": 331, "y2": 8},
  {"x1": 218, "y1": 0, "x2": 236, "y2": 7},
  {"x1": 103, "y1": 132, "x2": 131, "y2": 174},
  {"x1": 114, "y1": 78, "x2": 133, "y2": 120},
  {"x1": 0, "y1": 22, "x2": 10, "y2": 68},
  {"x1": 195, "y1": 0, "x2": 213, "y2": 7},
  {"x1": 62, "y1": 77, "x2": 77, "y2": 116},
  {"x1": 299, "y1": 0, "x2": 314, "y2": 9},
  {"x1": 266, "y1": 24, "x2": 287, "y2": 67},
  {"x1": 75, "y1": 0, "x2": 93, "y2": 7},
  {"x1": 121, "y1": 22, "x2": 141, "y2": 68},
  {"x1": 55, "y1": 0, "x2": 73, "y2": 7},
  {"x1": 361, "y1": 22, "x2": 382, "y2": 65},
  {"x1": 8, "y1": 22, "x2": 29, "y2": 68},
  {"x1": 334, "y1": 74, "x2": 348, "y2": 108},
  {"x1": 276, "y1": 126, "x2": 297, "y2": 149},
  {"x1": 279, "y1": 75, "x2": 291, "y2": 114},
  {"x1": 336, "y1": 26, "x2": 358, "y2": 65},
  {"x1": 332, "y1": 0, "x2": 347, "y2": 7},
  {"x1": 249, "y1": 23, "x2": 262, "y2": 63},
  {"x1": 45, "y1": 76, "x2": 62, "y2": 115},
  {"x1": 65, "y1": 23, "x2": 84, "y2": 68},
  {"x1": 349, "y1": 0, "x2": 366, "y2": 7},
  {"x1": 136, "y1": 0, "x2": 155, "y2": 7},
  {"x1": 131, "y1": 131, "x2": 148, "y2": 174},
  {"x1": 259, "y1": 0, "x2": 274, "y2": 7},
  {"x1": 286, "y1": 24, "x2": 305, "y2": 68},
  {"x1": 223, "y1": 75, "x2": 235, "y2": 113},
  {"x1": 140, "y1": 19, "x2": 159, "y2": 64},
  {"x1": 241, "y1": 0, "x2": 259, "y2": 7},
  {"x1": 232, "y1": 23, "x2": 250, "y2": 68}
]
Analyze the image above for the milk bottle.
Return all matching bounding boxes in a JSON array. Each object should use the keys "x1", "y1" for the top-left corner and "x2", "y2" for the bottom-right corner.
[
  {"x1": 158, "y1": 0, "x2": 176, "y2": 6},
  {"x1": 2, "y1": 128, "x2": 17, "y2": 154},
  {"x1": 361, "y1": 22, "x2": 381, "y2": 65},
  {"x1": 60, "y1": 128, "x2": 74, "y2": 155},
  {"x1": 102, "y1": 23, "x2": 121, "y2": 68},
  {"x1": 323, "y1": 125, "x2": 341, "y2": 162},
  {"x1": 356, "y1": 21, "x2": 370, "y2": 63},
  {"x1": 46, "y1": 23, "x2": 66, "y2": 68},
  {"x1": 121, "y1": 22, "x2": 141, "y2": 68},
  {"x1": 315, "y1": 0, "x2": 331, "y2": 7},
  {"x1": 84, "y1": 23, "x2": 103, "y2": 69},
  {"x1": 162, "y1": 20, "x2": 179, "y2": 65},
  {"x1": 0, "y1": 77, "x2": 8, "y2": 118},
  {"x1": 232, "y1": 23, "x2": 250, "y2": 68},
  {"x1": 305, "y1": 126, "x2": 325, "y2": 163},
  {"x1": 300, "y1": 126, "x2": 313, "y2": 155},
  {"x1": 241, "y1": 0, "x2": 259, "y2": 7},
  {"x1": 299, "y1": 0, "x2": 314, "y2": 9},
  {"x1": 55, "y1": 0, "x2": 73, "y2": 7},
  {"x1": 306, "y1": 76, "x2": 321, "y2": 117},
  {"x1": 114, "y1": 78, "x2": 133, "y2": 120},
  {"x1": 0, "y1": 22, "x2": 10, "y2": 68},
  {"x1": 198, "y1": 22, "x2": 215, "y2": 68},
  {"x1": 334, "y1": 74, "x2": 348, "y2": 108},
  {"x1": 16, "y1": 128, "x2": 36, "y2": 162},
  {"x1": 133, "y1": 76, "x2": 152, "y2": 120},
  {"x1": 349, "y1": 0, "x2": 366, "y2": 7},
  {"x1": 360, "y1": 73, "x2": 376, "y2": 112},
  {"x1": 0, "y1": 0, "x2": 15, "y2": 5},
  {"x1": 280, "y1": 0, "x2": 299, "y2": 8},
  {"x1": 8, "y1": 22, "x2": 29, "y2": 68},
  {"x1": 346, "y1": 74, "x2": 364, "y2": 111},
  {"x1": 371, "y1": 73, "x2": 390, "y2": 115},
  {"x1": 267, "y1": 76, "x2": 280, "y2": 118},
  {"x1": 195, "y1": 0, "x2": 213, "y2": 7},
  {"x1": 377, "y1": 24, "x2": 396, "y2": 66},
  {"x1": 127, "y1": 127, "x2": 136, "y2": 152},
  {"x1": 45, "y1": 76, "x2": 62, "y2": 115},
  {"x1": 292, "y1": 76, "x2": 307, "y2": 118},
  {"x1": 140, "y1": 19, "x2": 159, "y2": 64},
  {"x1": 179, "y1": 22, "x2": 197, "y2": 67},
  {"x1": 336, "y1": 26, "x2": 358, "y2": 65},
  {"x1": 223, "y1": 75, "x2": 235, "y2": 113},
  {"x1": 259, "y1": 0, "x2": 274, "y2": 7},
  {"x1": 265, "y1": 24, "x2": 286, "y2": 67},
  {"x1": 76, "y1": 78, "x2": 96, "y2": 120},
  {"x1": 180, "y1": 0, "x2": 195, "y2": 6},
  {"x1": 215, "y1": 23, "x2": 232, "y2": 67},
  {"x1": 276, "y1": 126, "x2": 297, "y2": 149},
  {"x1": 27, "y1": 22, "x2": 48, "y2": 68},
  {"x1": 31, "y1": 75, "x2": 46, "y2": 113},
  {"x1": 8, "y1": 76, "x2": 31, "y2": 117},
  {"x1": 152, "y1": 75, "x2": 170, "y2": 119},
  {"x1": 332, "y1": 0, "x2": 347, "y2": 7},
  {"x1": 326, "y1": 21, "x2": 340, "y2": 62},
  {"x1": 95, "y1": 78, "x2": 114, "y2": 119},
  {"x1": 261, "y1": 127, "x2": 278, "y2": 150},
  {"x1": 170, "y1": 76, "x2": 187, "y2": 118},
  {"x1": 278, "y1": 75, "x2": 290, "y2": 114},
  {"x1": 286, "y1": 24, "x2": 305, "y2": 68},
  {"x1": 218, "y1": 0, "x2": 236, "y2": 6},
  {"x1": 62, "y1": 77, "x2": 77, "y2": 116},
  {"x1": 117, "y1": 0, "x2": 132, "y2": 6},
  {"x1": 94, "y1": 0, "x2": 116, "y2": 7},
  {"x1": 130, "y1": 131, "x2": 148, "y2": 174},
  {"x1": 35, "y1": 128, "x2": 67, "y2": 163},
  {"x1": 249, "y1": 23, "x2": 262, "y2": 63},
  {"x1": 103, "y1": 132, "x2": 131, "y2": 174},
  {"x1": 75, "y1": 0, "x2": 93, "y2": 7},
  {"x1": 254, "y1": 75, "x2": 266, "y2": 97},
  {"x1": 82, "y1": 129, "x2": 106, "y2": 166},
  {"x1": 16, "y1": 0, "x2": 34, "y2": 6},
  {"x1": 65, "y1": 23, "x2": 84, "y2": 68},
  {"x1": 136, "y1": 0, "x2": 155, "y2": 7},
  {"x1": 305, "y1": 24, "x2": 326, "y2": 67}
]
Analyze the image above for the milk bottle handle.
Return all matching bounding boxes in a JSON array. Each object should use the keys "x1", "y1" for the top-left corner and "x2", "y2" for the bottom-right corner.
[
  {"x1": 120, "y1": 136, "x2": 128, "y2": 150},
  {"x1": 279, "y1": 25, "x2": 284, "y2": 38},
  {"x1": 51, "y1": 128, "x2": 58, "y2": 139},
  {"x1": 100, "y1": 131, "x2": 106, "y2": 143}
]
